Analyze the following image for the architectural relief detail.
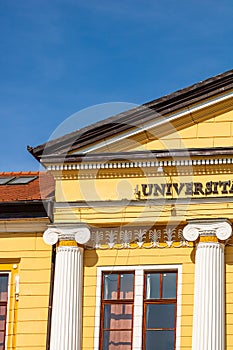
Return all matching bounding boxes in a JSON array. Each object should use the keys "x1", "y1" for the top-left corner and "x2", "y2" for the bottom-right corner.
[
  {"x1": 183, "y1": 219, "x2": 232, "y2": 242},
  {"x1": 216, "y1": 222, "x2": 232, "y2": 240},
  {"x1": 43, "y1": 225, "x2": 91, "y2": 245},
  {"x1": 47, "y1": 157, "x2": 233, "y2": 173},
  {"x1": 182, "y1": 226, "x2": 199, "y2": 242},
  {"x1": 43, "y1": 228, "x2": 60, "y2": 245},
  {"x1": 88, "y1": 227, "x2": 189, "y2": 249},
  {"x1": 44, "y1": 222, "x2": 233, "y2": 250}
]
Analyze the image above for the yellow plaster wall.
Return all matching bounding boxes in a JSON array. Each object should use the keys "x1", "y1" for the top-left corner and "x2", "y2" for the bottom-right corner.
[
  {"x1": 82, "y1": 247, "x2": 195, "y2": 350},
  {"x1": 82, "y1": 245, "x2": 233, "y2": 350},
  {"x1": 54, "y1": 166, "x2": 233, "y2": 236},
  {"x1": 55, "y1": 170, "x2": 233, "y2": 206},
  {"x1": 53, "y1": 100, "x2": 233, "y2": 349},
  {"x1": 0, "y1": 229, "x2": 51, "y2": 350},
  {"x1": 134, "y1": 110, "x2": 233, "y2": 151},
  {"x1": 54, "y1": 201, "x2": 233, "y2": 227}
]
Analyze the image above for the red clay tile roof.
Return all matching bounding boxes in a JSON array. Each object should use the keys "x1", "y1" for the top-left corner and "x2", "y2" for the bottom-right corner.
[{"x1": 0, "y1": 171, "x2": 54, "y2": 202}]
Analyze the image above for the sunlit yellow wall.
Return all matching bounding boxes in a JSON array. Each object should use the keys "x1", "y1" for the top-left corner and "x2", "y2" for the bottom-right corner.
[
  {"x1": 54, "y1": 168, "x2": 233, "y2": 228},
  {"x1": 134, "y1": 110, "x2": 233, "y2": 151},
  {"x1": 0, "y1": 223, "x2": 51, "y2": 350},
  {"x1": 52, "y1": 100, "x2": 233, "y2": 349},
  {"x1": 81, "y1": 241, "x2": 233, "y2": 350},
  {"x1": 56, "y1": 171, "x2": 233, "y2": 203},
  {"x1": 82, "y1": 247, "x2": 192, "y2": 350}
]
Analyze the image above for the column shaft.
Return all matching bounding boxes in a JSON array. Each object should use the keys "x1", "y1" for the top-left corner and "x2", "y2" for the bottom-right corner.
[
  {"x1": 192, "y1": 242, "x2": 225, "y2": 350},
  {"x1": 50, "y1": 246, "x2": 83, "y2": 350}
]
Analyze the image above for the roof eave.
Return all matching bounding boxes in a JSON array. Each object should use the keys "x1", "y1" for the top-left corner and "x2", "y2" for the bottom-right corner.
[
  {"x1": 29, "y1": 69, "x2": 233, "y2": 160},
  {"x1": 40, "y1": 146, "x2": 233, "y2": 165}
]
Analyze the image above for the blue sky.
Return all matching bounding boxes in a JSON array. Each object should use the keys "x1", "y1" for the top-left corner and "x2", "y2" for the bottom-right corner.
[{"x1": 0, "y1": 0, "x2": 232, "y2": 171}]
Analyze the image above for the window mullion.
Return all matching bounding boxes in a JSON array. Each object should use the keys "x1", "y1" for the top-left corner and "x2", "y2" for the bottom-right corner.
[{"x1": 132, "y1": 270, "x2": 144, "y2": 350}]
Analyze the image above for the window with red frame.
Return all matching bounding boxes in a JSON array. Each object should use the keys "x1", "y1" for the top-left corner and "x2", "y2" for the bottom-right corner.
[
  {"x1": 143, "y1": 271, "x2": 177, "y2": 350},
  {"x1": 0, "y1": 274, "x2": 8, "y2": 350},
  {"x1": 100, "y1": 272, "x2": 134, "y2": 350}
]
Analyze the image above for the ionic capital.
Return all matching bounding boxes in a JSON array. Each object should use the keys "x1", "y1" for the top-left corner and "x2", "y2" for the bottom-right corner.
[
  {"x1": 43, "y1": 223, "x2": 91, "y2": 246},
  {"x1": 183, "y1": 219, "x2": 232, "y2": 242}
]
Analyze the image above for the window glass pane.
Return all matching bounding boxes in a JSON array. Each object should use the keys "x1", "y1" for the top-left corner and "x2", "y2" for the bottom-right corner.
[
  {"x1": 162, "y1": 273, "x2": 177, "y2": 299},
  {"x1": 103, "y1": 330, "x2": 132, "y2": 350},
  {"x1": 0, "y1": 305, "x2": 7, "y2": 331},
  {"x1": 146, "y1": 304, "x2": 175, "y2": 329},
  {"x1": 0, "y1": 331, "x2": 4, "y2": 350},
  {"x1": 8, "y1": 176, "x2": 37, "y2": 184},
  {"x1": 0, "y1": 177, "x2": 15, "y2": 185},
  {"x1": 145, "y1": 330, "x2": 174, "y2": 350},
  {"x1": 146, "y1": 273, "x2": 160, "y2": 299},
  {"x1": 0, "y1": 275, "x2": 8, "y2": 302},
  {"x1": 120, "y1": 274, "x2": 134, "y2": 299},
  {"x1": 104, "y1": 274, "x2": 118, "y2": 300},
  {"x1": 104, "y1": 304, "x2": 133, "y2": 329}
]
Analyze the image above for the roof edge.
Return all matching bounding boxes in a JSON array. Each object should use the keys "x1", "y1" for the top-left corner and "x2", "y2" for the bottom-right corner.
[
  {"x1": 29, "y1": 68, "x2": 233, "y2": 160},
  {"x1": 40, "y1": 146, "x2": 233, "y2": 164}
]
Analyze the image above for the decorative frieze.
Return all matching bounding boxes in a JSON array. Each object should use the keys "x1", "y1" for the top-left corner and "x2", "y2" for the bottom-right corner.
[
  {"x1": 44, "y1": 222, "x2": 233, "y2": 250},
  {"x1": 87, "y1": 226, "x2": 190, "y2": 249}
]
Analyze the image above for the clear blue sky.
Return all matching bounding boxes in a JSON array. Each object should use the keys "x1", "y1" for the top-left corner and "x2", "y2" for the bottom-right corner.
[{"x1": 0, "y1": 0, "x2": 232, "y2": 171}]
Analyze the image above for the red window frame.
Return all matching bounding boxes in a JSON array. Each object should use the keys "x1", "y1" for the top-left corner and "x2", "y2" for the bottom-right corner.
[
  {"x1": 0, "y1": 273, "x2": 9, "y2": 350},
  {"x1": 143, "y1": 271, "x2": 177, "y2": 350},
  {"x1": 100, "y1": 272, "x2": 135, "y2": 350}
]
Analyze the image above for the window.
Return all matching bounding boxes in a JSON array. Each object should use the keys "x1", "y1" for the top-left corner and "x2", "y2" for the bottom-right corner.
[
  {"x1": 0, "y1": 177, "x2": 15, "y2": 185},
  {"x1": 0, "y1": 176, "x2": 38, "y2": 185},
  {"x1": 7, "y1": 176, "x2": 37, "y2": 185},
  {"x1": 100, "y1": 272, "x2": 134, "y2": 350},
  {"x1": 0, "y1": 274, "x2": 8, "y2": 350},
  {"x1": 143, "y1": 272, "x2": 177, "y2": 350},
  {"x1": 95, "y1": 266, "x2": 181, "y2": 350}
]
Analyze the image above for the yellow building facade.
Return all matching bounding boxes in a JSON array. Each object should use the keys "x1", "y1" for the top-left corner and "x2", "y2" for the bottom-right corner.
[
  {"x1": 0, "y1": 172, "x2": 54, "y2": 350},
  {"x1": 2, "y1": 69, "x2": 233, "y2": 349}
]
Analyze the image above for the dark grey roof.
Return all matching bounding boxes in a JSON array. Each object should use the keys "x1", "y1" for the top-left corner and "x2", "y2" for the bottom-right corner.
[
  {"x1": 39, "y1": 146, "x2": 233, "y2": 164},
  {"x1": 28, "y1": 68, "x2": 233, "y2": 161}
]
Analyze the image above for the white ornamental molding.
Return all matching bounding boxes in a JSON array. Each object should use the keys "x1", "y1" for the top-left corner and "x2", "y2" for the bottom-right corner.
[
  {"x1": 43, "y1": 228, "x2": 60, "y2": 245},
  {"x1": 183, "y1": 226, "x2": 200, "y2": 242},
  {"x1": 215, "y1": 222, "x2": 232, "y2": 240},
  {"x1": 183, "y1": 220, "x2": 232, "y2": 242},
  {"x1": 46, "y1": 157, "x2": 233, "y2": 172},
  {"x1": 88, "y1": 227, "x2": 190, "y2": 249},
  {"x1": 75, "y1": 227, "x2": 91, "y2": 244},
  {"x1": 43, "y1": 222, "x2": 233, "y2": 249},
  {"x1": 43, "y1": 225, "x2": 91, "y2": 245}
]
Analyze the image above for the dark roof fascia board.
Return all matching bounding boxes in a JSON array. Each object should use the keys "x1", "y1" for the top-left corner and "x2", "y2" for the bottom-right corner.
[
  {"x1": 0, "y1": 201, "x2": 50, "y2": 219},
  {"x1": 40, "y1": 146, "x2": 233, "y2": 164},
  {"x1": 29, "y1": 69, "x2": 233, "y2": 160}
]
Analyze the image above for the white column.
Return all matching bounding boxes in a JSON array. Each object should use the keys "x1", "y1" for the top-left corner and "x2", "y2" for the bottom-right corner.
[
  {"x1": 43, "y1": 224, "x2": 91, "y2": 350},
  {"x1": 183, "y1": 219, "x2": 232, "y2": 350}
]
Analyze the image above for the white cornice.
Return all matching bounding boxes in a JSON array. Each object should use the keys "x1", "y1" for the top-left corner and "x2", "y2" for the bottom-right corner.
[{"x1": 47, "y1": 157, "x2": 233, "y2": 171}]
